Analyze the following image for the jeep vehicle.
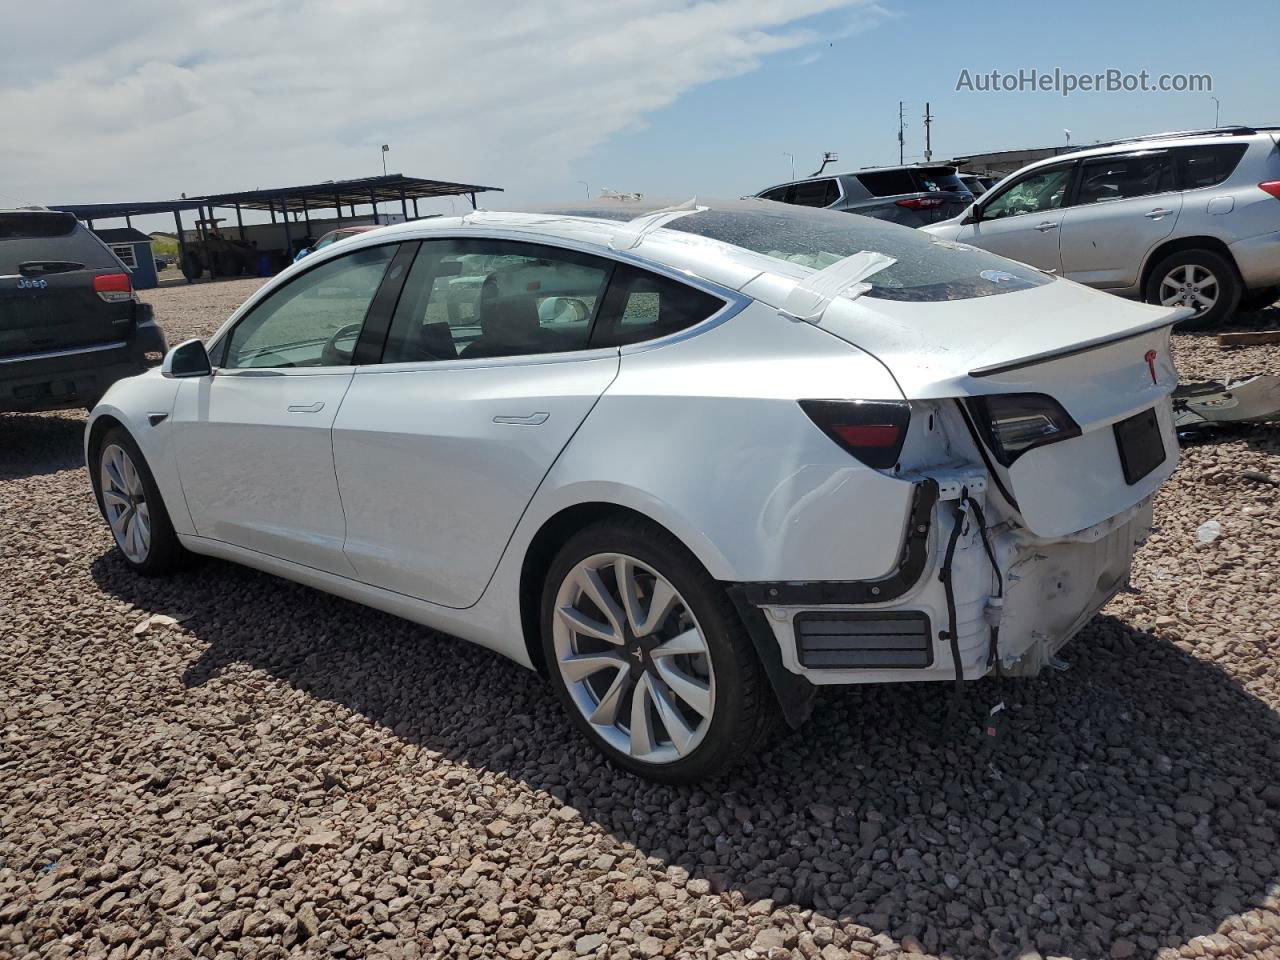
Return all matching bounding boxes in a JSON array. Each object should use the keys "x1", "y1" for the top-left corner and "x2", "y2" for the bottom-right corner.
[{"x1": 1, "y1": 208, "x2": 166, "y2": 413}]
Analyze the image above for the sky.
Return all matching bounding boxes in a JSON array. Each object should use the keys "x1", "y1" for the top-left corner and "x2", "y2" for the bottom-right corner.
[{"x1": 2, "y1": 0, "x2": 1276, "y2": 231}]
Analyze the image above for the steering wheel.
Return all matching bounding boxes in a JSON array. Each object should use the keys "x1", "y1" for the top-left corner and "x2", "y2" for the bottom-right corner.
[{"x1": 320, "y1": 322, "x2": 363, "y2": 366}]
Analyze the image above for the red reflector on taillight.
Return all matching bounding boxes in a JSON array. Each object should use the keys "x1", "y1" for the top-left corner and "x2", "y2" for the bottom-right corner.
[
  {"x1": 896, "y1": 196, "x2": 945, "y2": 210},
  {"x1": 1259, "y1": 181, "x2": 1280, "y2": 200},
  {"x1": 831, "y1": 423, "x2": 902, "y2": 447},
  {"x1": 93, "y1": 273, "x2": 131, "y2": 294}
]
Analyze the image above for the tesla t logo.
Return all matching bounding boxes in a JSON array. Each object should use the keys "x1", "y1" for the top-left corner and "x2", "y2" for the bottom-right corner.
[{"x1": 1145, "y1": 349, "x2": 1158, "y2": 385}]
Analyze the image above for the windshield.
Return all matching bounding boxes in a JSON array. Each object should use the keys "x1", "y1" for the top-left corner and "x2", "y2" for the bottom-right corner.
[{"x1": 541, "y1": 198, "x2": 1050, "y2": 302}]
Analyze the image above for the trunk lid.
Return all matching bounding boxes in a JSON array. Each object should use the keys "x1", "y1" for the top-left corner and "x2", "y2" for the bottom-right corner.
[
  {"x1": 810, "y1": 279, "x2": 1187, "y2": 537},
  {"x1": 0, "y1": 212, "x2": 136, "y2": 358}
]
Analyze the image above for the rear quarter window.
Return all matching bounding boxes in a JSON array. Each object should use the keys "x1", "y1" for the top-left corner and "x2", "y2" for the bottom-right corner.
[{"x1": 1176, "y1": 143, "x2": 1249, "y2": 189}]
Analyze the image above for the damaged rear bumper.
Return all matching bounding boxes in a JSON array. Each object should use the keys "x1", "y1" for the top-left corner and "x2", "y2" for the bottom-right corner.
[{"x1": 735, "y1": 471, "x2": 1155, "y2": 693}]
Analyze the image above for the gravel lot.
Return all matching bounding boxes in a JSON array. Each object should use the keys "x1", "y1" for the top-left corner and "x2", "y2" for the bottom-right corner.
[{"x1": 2, "y1": 278, "x2": 1279, "y2": 960}]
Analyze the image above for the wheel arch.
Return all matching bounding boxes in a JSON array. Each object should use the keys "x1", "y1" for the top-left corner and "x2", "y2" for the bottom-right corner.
[
  {"x1": 1139, "y1": 235, "x2": 1241, "y2": 295},
  {"x1": 517, "y1": 501, "x2": 716, "y2": 677}
]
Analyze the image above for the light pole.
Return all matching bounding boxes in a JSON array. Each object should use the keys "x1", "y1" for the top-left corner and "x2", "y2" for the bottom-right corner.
[
  {"x1": 782, "y1": 152, "x2": 795, "y2": 180},
  {"x1": 1211, "y1": 96, "x2": 1221, "y2": 126},
  {"x1": 381, "y1": 144, "x2": 390, "y2": 176},
  {"x1": 577, "y1": 180, "x2": 590, "y2": 199}
]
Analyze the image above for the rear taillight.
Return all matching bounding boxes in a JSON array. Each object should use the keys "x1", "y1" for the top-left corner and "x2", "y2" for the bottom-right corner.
[
  {"x1": 93, "y1": 273, "x2": 134, "y2": 303},
  {"x1": 800, "y1": 400, "x2": 911, "y2": 469},
  {"x1": 967, "y1": 393, "x2": 1081, "y2": 466},
  {"x1": 1259, "y1": 181, "x2": 1280, "y2": 200},
  {"x1": 896, "y1": 196, "x2": 946, "y2": 210}
]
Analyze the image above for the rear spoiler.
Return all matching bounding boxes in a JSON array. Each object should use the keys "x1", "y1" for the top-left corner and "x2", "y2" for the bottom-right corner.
[{"x1": 968, "y1": 308, "x2": 1191, "y2": 378}]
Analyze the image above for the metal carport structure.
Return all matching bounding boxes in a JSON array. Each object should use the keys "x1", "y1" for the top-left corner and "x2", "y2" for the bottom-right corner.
[{"x1": 52, "y1": 174, "x2": 502, "y2": 283}]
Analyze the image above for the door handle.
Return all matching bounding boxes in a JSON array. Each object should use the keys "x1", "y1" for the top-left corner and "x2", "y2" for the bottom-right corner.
[
  {"x1": 287, "y1": 401, "x2": 325, "y2": 413},
  {"x1": 1144, "y1": 208, "x2": 1174, "y2": 219},
  {"x1": 1035, "y1": 221, "x2": 1059, "y2": 232},
  {"x1": 493, "y1": 412, "x2": 549, "y2": 425}
]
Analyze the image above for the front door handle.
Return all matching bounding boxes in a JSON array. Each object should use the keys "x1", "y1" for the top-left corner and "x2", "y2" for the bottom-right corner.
[
  {"x1": 493, "y1": 412, "x2": 549, "y2": 425},
  {"x1": 1035, "y1": 221, "x2": 1059, "y2": 232},
  {"x1": 287, "y1": 401, "x2": 325, "y2": 413},
  {"x1": 1144, "y1": 208, "x2": 1175, "y2": 219}
]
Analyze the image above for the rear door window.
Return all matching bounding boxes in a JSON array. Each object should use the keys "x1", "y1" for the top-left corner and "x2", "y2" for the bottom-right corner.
[
  {"x1": 1073, "y1": 152, "x2": 1177, "y2": 205},
  {"x1": 1176, "y1": 143, "x2": 1249, "y2": 189}
]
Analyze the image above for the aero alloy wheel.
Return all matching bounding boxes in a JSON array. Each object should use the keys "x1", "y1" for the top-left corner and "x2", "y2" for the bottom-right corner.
[
  {"x1": 1158, "y1": 263, "x2": 1219, "y2": 318},
  {"x1": 552, "y1": 553, "x2": 716, "y2": 765},
  {"x1": 100, "y1": 443, "x2": 151, "y2": 564}
]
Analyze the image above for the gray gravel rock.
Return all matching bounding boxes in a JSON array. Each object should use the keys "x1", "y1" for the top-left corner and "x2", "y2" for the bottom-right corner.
[{"x1": 0, "y1": 283, "x2": 1278, "y2": 959}]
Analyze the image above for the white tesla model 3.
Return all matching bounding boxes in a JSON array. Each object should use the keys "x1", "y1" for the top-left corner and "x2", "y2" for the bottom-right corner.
[{"x1": 86, "y1": 198, "x2": 1184, "y2": 782}]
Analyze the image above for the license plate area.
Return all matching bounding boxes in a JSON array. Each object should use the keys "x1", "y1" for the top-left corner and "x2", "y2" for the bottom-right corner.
[{"x1": 1113, "y1": 407, "x2": 1165, "y2": 485}]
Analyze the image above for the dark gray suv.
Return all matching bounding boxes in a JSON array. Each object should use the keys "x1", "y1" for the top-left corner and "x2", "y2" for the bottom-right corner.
[
  {"x1": 1, "y1": 208, "x2": 166, "y2": 413},
  {"x1": 754, "y1": 164, "x2": 974, "y2": 227}
]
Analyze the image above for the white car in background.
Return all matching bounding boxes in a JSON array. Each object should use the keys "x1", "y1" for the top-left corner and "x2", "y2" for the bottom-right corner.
[
  {"x1": 925, "y1": 126, "x2": 1280, "y2": 326},
  {"x1": 86, "y1": 199, "x2": 1183, "y2": 782}
]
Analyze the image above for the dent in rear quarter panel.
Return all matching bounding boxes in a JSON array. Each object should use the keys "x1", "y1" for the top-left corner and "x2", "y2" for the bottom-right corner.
[
  {"x1": 86, "y1": 372, "x2": 193, "y2": 536},
  {"x1": 515, "y1": 300, "x2": 919, "y2": 583}
]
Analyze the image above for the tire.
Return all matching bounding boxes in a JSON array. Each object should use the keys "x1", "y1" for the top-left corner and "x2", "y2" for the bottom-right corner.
[
  {"x1": 1144, "y1": 248, "x2": 1241, "y2": 328},
  {"x1": 91, "y1": 426, "x2": 192, "y2": 576},
  {"x1": 1239, "y1": 285, "x2": 1279, "y2": 313},
  {"x1": 540, "y1": 516, "x2": 777, "y2": 783},
  {"x1": 182, "y1": 252, "x2": 204, "y2": 281}
]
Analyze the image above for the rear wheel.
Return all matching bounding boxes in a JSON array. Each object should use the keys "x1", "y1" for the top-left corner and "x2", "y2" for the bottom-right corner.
[
  {"x1": 1144, "y1": 249, "x2": 1241, "y2": 328},
  {"x1": 93, "y1": 427, "x2": 191, "y2": 576},
  {"x1": 540, "y1": 517, "x2": 776, "y2": 783}
]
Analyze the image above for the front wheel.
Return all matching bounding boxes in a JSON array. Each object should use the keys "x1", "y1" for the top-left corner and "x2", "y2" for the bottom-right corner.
[
  {"x1": 93, "y1": 427, "x2": 191, "y2": 576},
  {"x1": 540, "y1": 517, "x2": 776, "y2": 783},
  {"x1": 1144, "y1": 249, "x2": 1241, "y2": 328}
]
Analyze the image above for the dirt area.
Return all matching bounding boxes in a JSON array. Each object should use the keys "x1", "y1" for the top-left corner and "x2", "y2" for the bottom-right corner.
[{"x1": 1, "y1": 281, "x2": 1278, "y2": 960}]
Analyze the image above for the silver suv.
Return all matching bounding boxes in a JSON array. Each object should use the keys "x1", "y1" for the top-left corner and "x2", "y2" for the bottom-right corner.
[
  {"x1": 755, "y1": 164, "x2": 974, "y2": 227},
  {"x1": 924, "y1": 126, "x2": 1280, "y2": 325}
]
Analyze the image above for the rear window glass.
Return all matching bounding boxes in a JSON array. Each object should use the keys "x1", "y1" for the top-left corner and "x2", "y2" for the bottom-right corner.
[
  {"x1": 790, "y1": 179, "x2": 839, "y2": 207},
  {"x1": 1177, "y1": 143, "x2": 1248, "y2": 189},
  {"x1": 0, "y1": 214, "x2": 118, "y2": 274},
  {"x1": 544, "y1": 198, "x2": 1052, "y2": 302},
  {"x1": 856, "y1": 167, "x2": 969, "y2": 197}
]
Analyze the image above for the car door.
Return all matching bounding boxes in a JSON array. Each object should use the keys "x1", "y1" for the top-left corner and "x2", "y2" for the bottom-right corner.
[
  {"x1": 170, "y1": 242, "x2": 405, "y2": 574},
  {"x1": 961, "y1": 161, "x2": 1076, "y2": 273},
  {"x1": 331, "y1": 237, "x2": 727, "y2": 608},
  {"x1": 1058, "y1": 150, "x2": 1182, "y2": 289}
]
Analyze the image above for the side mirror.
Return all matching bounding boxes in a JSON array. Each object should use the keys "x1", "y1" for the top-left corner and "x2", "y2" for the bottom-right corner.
[
  {"x1": 161, "y1": 339, "x2": 212, "y2": 378},
  {"x1": 962, "y1": 204, "x2": 982, "y2": 225}
]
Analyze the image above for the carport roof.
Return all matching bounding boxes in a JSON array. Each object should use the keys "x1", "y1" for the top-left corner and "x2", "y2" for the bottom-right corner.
[
  {"x1": 200, "y1": 174, "x2": 502, "y2": 213},
  {"x1": 50, "y1": 174, "x2": 502, "y2": 220}
]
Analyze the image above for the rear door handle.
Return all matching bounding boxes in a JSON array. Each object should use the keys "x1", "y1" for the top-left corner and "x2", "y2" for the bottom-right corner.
[
  {"x1": 287, "y1": 401, "x2": 325, "y2": 413},
  {"x1": 1035, "y1": 221, "x2": 1059, "y2": 232},
  {"x1": 1144, "y1": 208, "x2": 1175, "y2": 219}
]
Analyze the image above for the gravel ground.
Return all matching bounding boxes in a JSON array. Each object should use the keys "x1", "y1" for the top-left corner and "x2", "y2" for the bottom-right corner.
[{"x1": 2, "y1": 280, "x2": 1279, "y2": 960}]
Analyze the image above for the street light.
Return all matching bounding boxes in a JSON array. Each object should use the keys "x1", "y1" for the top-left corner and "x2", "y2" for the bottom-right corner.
[
  {"x1": 782, "y1": 152, "x2": 795, "y2": 180},
  {"x1": 1211, "y1": 96, "x2": 1221, "y2": 126},
  {"x1": 577, "y1": 180, "x2": 590, "y2": 199},
  {"x1": 381, "y1": 144, "x2": 390, "y2": 176}
]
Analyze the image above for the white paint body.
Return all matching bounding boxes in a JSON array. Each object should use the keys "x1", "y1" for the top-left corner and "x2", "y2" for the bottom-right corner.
[{"x1": 88, "y1": 207, "x2": 1184, "y2": 687}]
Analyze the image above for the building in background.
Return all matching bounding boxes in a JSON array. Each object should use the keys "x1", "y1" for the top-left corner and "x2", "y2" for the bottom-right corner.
[{"x1": 91, "y1": 227, "x2": 158, "y2": 290}]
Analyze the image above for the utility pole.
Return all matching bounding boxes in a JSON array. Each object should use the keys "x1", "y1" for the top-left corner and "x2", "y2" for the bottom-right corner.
[
  {"x1": 922, "y1": 102, "x2": 933, "y2": 162},
  {"x1": 897, "y1": 101, "x2": 905, "y2": 165}
]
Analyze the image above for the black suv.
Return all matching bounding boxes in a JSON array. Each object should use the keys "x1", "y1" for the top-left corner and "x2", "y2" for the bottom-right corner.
[{"x1": 1, "y1": 209, "x2": 166, "y2": 413}]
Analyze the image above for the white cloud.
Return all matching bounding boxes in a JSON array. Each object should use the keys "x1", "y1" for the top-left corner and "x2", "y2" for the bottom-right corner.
[{"x1": 0, "y1": 0, "x2": 885, "y2": 210}]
